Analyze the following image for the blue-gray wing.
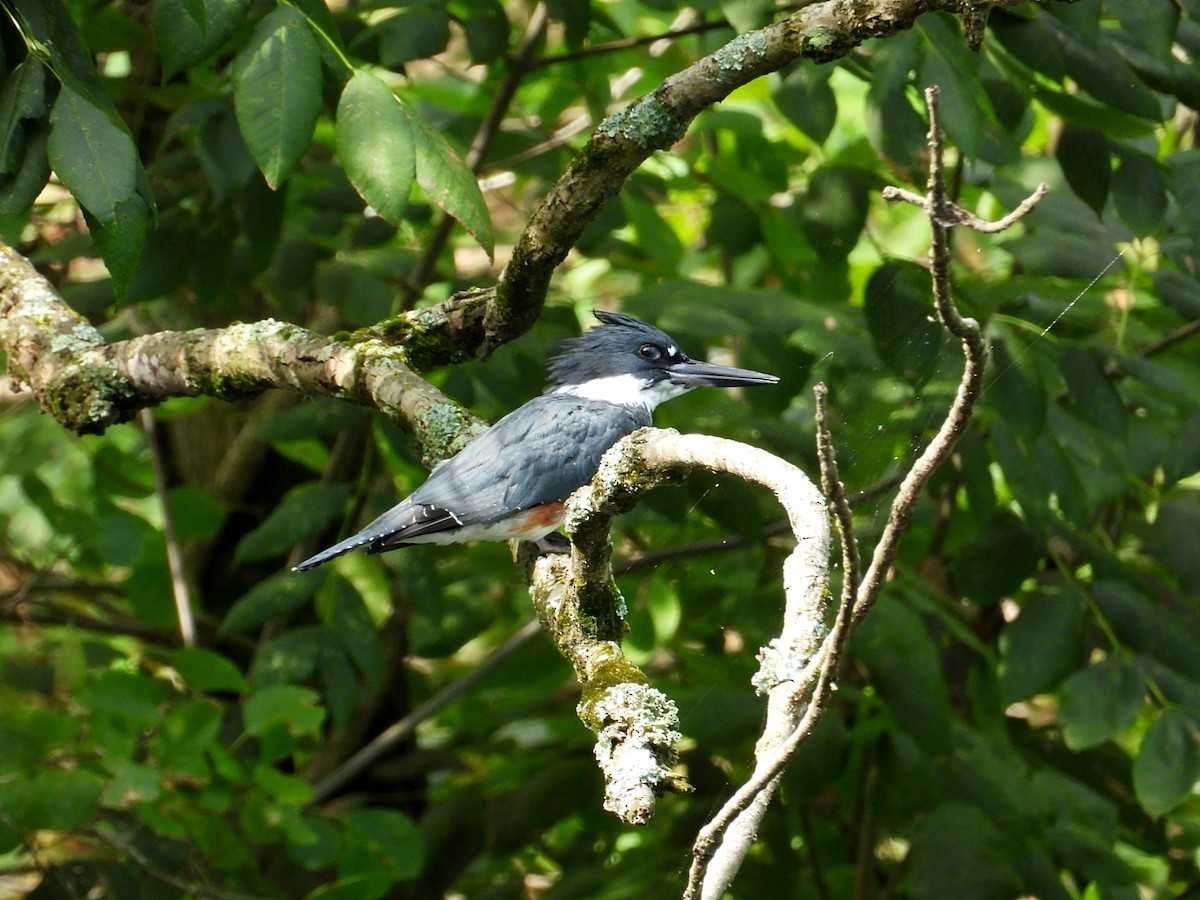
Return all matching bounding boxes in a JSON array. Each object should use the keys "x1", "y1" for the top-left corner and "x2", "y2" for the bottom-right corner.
[
  {"x1": 292, "y1": 395, "x2": 648, "y2": 570},
  {"x1": 411, "y1": 394, "x2": 650, "y2": 522}
]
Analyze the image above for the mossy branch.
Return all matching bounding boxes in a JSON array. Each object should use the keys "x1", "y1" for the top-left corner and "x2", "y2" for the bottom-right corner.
[{"x1": 521, "y1": 427, "x2": 829, "y2": 828}]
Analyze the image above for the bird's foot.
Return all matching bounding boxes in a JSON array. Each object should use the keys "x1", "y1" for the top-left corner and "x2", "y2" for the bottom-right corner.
[{"x1": 529, "y1": 532, "x2": 572, "y2": 555}]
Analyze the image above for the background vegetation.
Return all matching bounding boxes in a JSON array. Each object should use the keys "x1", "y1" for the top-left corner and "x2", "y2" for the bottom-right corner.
[{"x1": 1, "y1": 0, "x2": 1199, "y2": 897}]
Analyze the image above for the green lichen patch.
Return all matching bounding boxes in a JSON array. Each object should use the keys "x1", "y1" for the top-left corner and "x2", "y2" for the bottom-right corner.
[
  {"x1": 577, "y1": 653, "x2": 650, "y2": 732},
  {"x1": 712, "y1": 31, "x2": 769, "y2": 79},
  {"x1": 415, "y1": 401, "x2": 485, "y2": 464},
  {"x1": 596, "y1": 96, "x2": 686, "y2": 149}
]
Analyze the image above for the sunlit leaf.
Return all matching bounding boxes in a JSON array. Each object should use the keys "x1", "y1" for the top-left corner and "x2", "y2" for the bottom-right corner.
[
  {"x1": 1133, "y1": 710, "x2": 1200, "y2": 817},
  {"x1": 233, "y1": 5, "x2": 322, "y2": 187},
  {"x1": 399, "y1": 102, "x2": 493, "y2": 257},
  {"x1": 336, "y1": 71, "x2": 415, "y2": 226},
  {"x1": 155, "y1": 0, "x2": 246, "y2": 76}
]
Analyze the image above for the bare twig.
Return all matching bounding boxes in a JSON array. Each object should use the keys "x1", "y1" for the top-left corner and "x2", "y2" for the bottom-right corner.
[
  {"x1": 814, "y1": 382, "x2": 860, "y2": 602},
  {"x1": 855, "y1": 85, "x2": 1041, "y2": 623},
  {"x1": 140, "y1": 408, "x2": 195, "y2": 647},
  {"x1": 308, "y1": 617, "x2": 543, "y2": 804},
  {"x1": 685, "y1": 84, "x2": 1049, "y2": 899}
]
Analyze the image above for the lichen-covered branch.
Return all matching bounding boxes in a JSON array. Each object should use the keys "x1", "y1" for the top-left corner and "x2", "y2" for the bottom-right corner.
[
  {"x1": 489, "y1": 0, "x2": 1038, "y2": 336},
  {"x1": 0, "y1": 241, "x2": 483, "y2": 460},
  {"x1": 521, "y1": 428, "x2": 828, "y2": 827}
]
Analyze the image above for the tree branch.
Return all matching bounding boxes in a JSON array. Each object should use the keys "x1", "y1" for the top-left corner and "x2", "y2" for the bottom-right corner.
[
  {"x1": 0, "y1": 242, "x2": 484, "y2": 459},
  {"x1": 859, "y1": 85, "x2": 1041, "y2": 621},
  {"x1": 487, "y1": 0, "x2": 1035, "y2": 341},
  {"x1": 521, "y1": 427, "x2": 829, "y2": 827}
]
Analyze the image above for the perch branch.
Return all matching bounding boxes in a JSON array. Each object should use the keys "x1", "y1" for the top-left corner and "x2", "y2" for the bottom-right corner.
[
  {"x1": 0, "y1": 242, "x2": 484, "y2": 461},
  {"x1": 522, "y1": 428, "x2": 828, "y2": 828}
]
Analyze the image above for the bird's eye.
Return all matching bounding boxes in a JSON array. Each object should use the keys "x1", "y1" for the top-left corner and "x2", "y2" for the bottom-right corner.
[{"x1": 638, "y1": 343, "x2": 663, "y2": 361}]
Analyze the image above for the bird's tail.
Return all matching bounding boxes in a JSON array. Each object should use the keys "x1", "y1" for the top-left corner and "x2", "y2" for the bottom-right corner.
[{"x1": 292, "y1": 532, "x2": 376, "y2": 571}]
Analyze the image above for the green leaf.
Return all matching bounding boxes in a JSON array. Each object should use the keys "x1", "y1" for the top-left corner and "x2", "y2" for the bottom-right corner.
[
  {"x1": 1002, "y1": 231, "x2": 1124, "y2": 279},
  {"x1": 1152, "y1": 268, "x2": 1200, "y2": 320},
  {"x1": 1112, "y1": 151, "x2": 1167, "y2": 236},
  {"x1": 243, "y1": 684, "x2": 325, "y2": 736},
  {"x1": 999, "y1": 590, "x2": 1086, "y2": 704},
  {"x1": 370, "y1": 1, "x2": 451, "y2": 67},
  {"x1": 1060, "y1": 347, "x2": 1127, "y2": 440},
  {"x1": 1133, "y1": 710, "x2": 1200, "y2": 817},
  {"x1": 917, "y1": 16, "x2": 994, "y2": 159},
  {"x1": 254, "y1": 764, "x2": 315, "y2": 805},
  {"x1": 1041, "y1": 7, "x2": 1163, "y2": 120},
  {"x1": 45, "y1": 58, "x2": 153, "y2": 294},
  {"x1": 853, "y1": 598, "x2": 954, "y2": 755},
  {"x1": 155, "y1": 0, "x2": 246, "y2": 77},
  {"x1": 0, "y1": 769, "x2": 104, "y2": 833},
  {"x1": 773, "y1": 63, "x2": 837, "y2": 145},
  {"x1": 0, "y1": 122, "x2": 50, "y2": 216},
  {"x1": 172, "y1": 647, "x2": 249, "y2": 693},
  {"x1": 151, "y1": 698, "x2": 221, "y2": 778},
  {"x1": 329, "y1": 584, "x2": 383, "y2": 689},
  {"x1": 544, "y1": 0, "x2": 589, "y2": 48},
  {"x1": 79, "y1": 669, "x2": 165, "y2": 724},
  {"x1": 166, "y1": 484, "x2": 226, "y2": 540},
  {"x1": 1168, "y1": 151, "x2": 1200, "y2": 249},
  {"x1": 951, "y1": 511, "x2": 1042, "y2": 605},
  {"x1": 0, "y1": 57, "x2": 47, "y2": 175},
  {"x1": 342, "y1": 808, "x2": 425, "y2": 881},
  {"x1": 221, "y1": 570, "x2": 322, "y2": 634},
  {"x1": 233, "y1": 5, "x2": 322, "y2": 188},
  {"x1": 906, "y1": 804, "x2": 1024, "y2": 900},
  {"x1": 1055, "y1": 123, "x2": 1110, "y2": 216},
  {"x1": 1105, "y1": 0, "x2": 1179, "y2": 59},
  {"x1": 336, "y1": 71, "x2": 415, "y2": 226},
  {"x1": 1059, "y1": 656, "x2": 1145, "y2": 749},
  {"x1": 863, "y1": 261, "x2": 945, "y2": 387},
  {"x1": 86, "y1": 196, "x2": 152, "y2": 297},
  {"x1": 800, "y1": 166, "x2": 869, "y2": 262},
  {"x1": 234, "y1": 482, "x2": 352, "y2": 563},
  {"x1": 48, "y1": 81, "x2": 138, "y2": 224},
  {"x1": 100, "y1": 760, "x2": 162, "y2": 808},
  {"x1": 400, "y1": 102, "x2": 493, "y2": 257},
  {"x1": 465, "y1": 0, "x2": 508, "y2": 65}
]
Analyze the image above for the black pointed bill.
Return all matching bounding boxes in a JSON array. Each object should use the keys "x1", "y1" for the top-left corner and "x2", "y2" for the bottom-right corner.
[{"x1": 666, "y1": 360, "x2": 780, "y2": 388}]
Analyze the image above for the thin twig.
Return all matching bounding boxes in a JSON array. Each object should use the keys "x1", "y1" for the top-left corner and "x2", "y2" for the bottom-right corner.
[
  {"x1": 882, "y1": 183, "x2": 1049, "y2": 233},
  {"x1": 401, "y1": 3, "x2": 549, "y2": 309},
  {"x1": 308, "y1": 617, "x2": 543, "y2": 804},
  {"x1": 527, "y1": 16, "x2": 727, "y2": 69},
  {"x1": 854, "y1": 85, "x2": 1041, "y2": 622},
  {"x1": 814, "y1": 382, "x2": 860, "y2": 600},
  {"x1": 140, "y1": 408, "x2": 195, "y2": 646}
]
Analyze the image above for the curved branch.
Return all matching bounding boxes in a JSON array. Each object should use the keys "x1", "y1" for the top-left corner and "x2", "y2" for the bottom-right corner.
[
  {"x1": 522, "y1": 427, "x2": 829, "y2": 827},
  {"x1": 489, "y1": 0, "x2": 1028, "y2": 338},
  {"x1": 0, "y1": 242, "x2": 483, "y2": 458}
]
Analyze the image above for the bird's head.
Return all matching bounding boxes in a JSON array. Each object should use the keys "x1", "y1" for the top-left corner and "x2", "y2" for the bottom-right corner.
[{"x1": 547, "y1": 310, "x2": 779, "y2": 410}]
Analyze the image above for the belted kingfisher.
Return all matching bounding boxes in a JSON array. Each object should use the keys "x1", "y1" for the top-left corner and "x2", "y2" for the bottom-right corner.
[{"x1": 293, "y1": 311, "x2": 778, "y2": 571}]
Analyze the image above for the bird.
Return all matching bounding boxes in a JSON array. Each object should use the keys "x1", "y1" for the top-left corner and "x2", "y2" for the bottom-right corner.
[{"x1": 293, "y1": 311, "x2": 779, "y2": 571}]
